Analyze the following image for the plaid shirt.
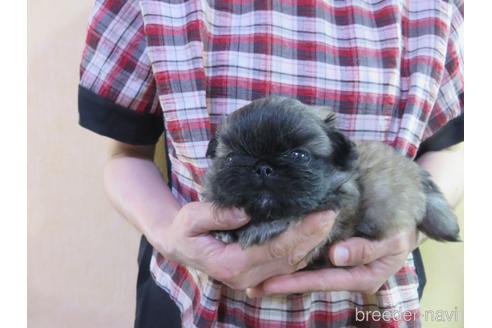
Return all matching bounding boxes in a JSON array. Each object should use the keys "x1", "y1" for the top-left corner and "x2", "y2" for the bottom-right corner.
[{"x1": 78, "y1": 0, "x2": 464, "y2": 327}]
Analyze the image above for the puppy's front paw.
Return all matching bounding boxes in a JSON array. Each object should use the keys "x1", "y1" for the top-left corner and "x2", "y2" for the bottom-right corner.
[{"x1": 212, "y1": 231, "x2": 238, "y2": 244}]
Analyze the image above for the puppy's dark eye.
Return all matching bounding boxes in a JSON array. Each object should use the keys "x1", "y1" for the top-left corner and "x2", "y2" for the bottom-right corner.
[
  {"x1": 224, "y1": 153, "x2": 234, "y2": 163},
  {"x1": 290, "y1": 149, "x2": 310, "y2": 162}
]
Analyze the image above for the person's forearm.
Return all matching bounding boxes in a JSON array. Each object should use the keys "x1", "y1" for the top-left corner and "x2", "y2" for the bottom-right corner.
[
  {"x1": 103, "y1": 148, "x2": 181, "y2": 250},
  {"x1": 416, "y1": 143, "x2": 464, "y2": 208}
]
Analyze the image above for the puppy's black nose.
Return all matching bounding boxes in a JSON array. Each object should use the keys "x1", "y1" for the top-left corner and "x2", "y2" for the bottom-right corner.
[{"x1": 255, "y1": 164, "x2": 274, "y2": 177}]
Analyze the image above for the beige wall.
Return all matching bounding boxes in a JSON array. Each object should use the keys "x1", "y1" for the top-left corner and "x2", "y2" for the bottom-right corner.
[
  {"x1": 28, "y1": 1, "x2": 140, "y2": 327},
  {"x1": 420, "y1": 199, "x2": 464, "y2": 327},
  {"x1": 27, "y1": 1, "x2": 463, "y2": 327}
]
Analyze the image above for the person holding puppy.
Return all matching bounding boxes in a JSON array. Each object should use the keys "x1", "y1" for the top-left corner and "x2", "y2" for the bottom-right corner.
[{"x1": 78, "y1": 0, "x2": 463, "y2": 327}]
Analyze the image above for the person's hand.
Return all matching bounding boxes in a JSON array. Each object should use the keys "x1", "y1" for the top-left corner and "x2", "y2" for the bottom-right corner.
[
  {"x1": 247, "y1": 229, "x2": 419, "y2": 297},
  {"x1": 151, "y1": 202, "x2": 338, "y2": 290}
]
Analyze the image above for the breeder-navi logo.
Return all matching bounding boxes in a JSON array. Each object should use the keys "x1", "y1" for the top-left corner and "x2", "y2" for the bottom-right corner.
[{"x1": 355, "y1": 307, "x2": 461, "y2": 322}]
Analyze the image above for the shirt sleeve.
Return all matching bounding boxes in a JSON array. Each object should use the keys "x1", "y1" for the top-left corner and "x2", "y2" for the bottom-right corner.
[
  {"x1": 78, "y1": 0, "x2": 163, "y2": 145},
  {"x1": 424, "y1": 0, "x2": 464, "y2": 139},
  {"x1": 416, "y1": 113, "x2": 463, "y2": 158}
]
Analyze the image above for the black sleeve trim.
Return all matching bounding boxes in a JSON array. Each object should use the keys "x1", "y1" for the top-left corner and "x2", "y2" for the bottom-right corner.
[
  {"x1": 416, "y1": 114, "x2": 464, "y2": 159},
  {"x1": 78, "y1": 85, "x2": 164, "y2": 145}
]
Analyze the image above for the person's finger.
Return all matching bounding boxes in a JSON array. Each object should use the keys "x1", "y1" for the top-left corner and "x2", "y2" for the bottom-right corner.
[
  {"x1": 286, "y1": 210, "x2": 338, "y2": 265},
  {"x1": 240, "y1": 256, "x2": 302, "y2": 290},
  {"x1": 208, "y1": 240, "x2": 302, "y2": 289},
  {"x1": 329, "y1": 233, "x2": 408, "y2": 266},
  {"x1": 187, "y1": 202, "x2": 249, "y2": 235},
  {"x1": 250, "y1": 265, "x2": 378, "y2": 296},
  {"x1": 268, "y1": 210, "x2": 337, "y2": 262},
  {"x1": 246, "y1": 286, "x2": 264, "y2": 298},
  {"x1": 214, "y1": 211, "x2": 334, "y2": 273}
]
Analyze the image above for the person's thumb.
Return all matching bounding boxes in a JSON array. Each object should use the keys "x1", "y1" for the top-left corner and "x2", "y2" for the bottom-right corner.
[
  {"x1": 329, "y1": 237, "x2": 388, "y2": 266},
  {"x1": 187, "y1": 203, "x2": 250, "y2": 235}
]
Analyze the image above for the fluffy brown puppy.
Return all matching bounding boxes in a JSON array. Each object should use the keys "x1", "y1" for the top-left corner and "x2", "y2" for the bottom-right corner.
[{"x1": 203, "y1": 97, "x2": 460, "y2": 266}]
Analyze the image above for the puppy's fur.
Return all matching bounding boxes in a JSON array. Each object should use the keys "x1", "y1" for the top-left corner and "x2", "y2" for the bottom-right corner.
[{"x1": 203, "y1": 97, "x2": 460, "y2": 265}]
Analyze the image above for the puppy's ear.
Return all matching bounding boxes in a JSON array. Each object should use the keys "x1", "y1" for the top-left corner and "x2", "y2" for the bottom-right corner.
[
  {"x1": 322, "y1": 111, "x2": 337, "y2": 129},
  {"x1": 316, "y1": 111, "x2": 357, "y2": 171},
  {"x1": 306, "y1": 104, "x2": 357, "y2": 170},
  {"x1": 327, "y1": 130, "x2": 357, "y2": 171},
  {"x1": 206, "y1": 136, "x2": 218, "y2": 158},
  {"x1": 308, "y1": 105, "x2": 337, "y2": 129}
]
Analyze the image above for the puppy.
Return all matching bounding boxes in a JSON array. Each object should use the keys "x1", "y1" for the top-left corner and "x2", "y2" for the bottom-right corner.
[{"x1": 203, "y1": 97, "x2": 460, "y2": 266}]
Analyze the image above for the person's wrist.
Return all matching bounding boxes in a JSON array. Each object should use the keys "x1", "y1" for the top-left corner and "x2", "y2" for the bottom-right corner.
[{"x1": 146, "y1": 216, "x2": 175, "y2": 258}]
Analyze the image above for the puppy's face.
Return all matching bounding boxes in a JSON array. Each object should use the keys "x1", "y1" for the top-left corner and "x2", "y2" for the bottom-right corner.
[{"x1": 203, "y1": 97, "x2": 357, "y2": 223}]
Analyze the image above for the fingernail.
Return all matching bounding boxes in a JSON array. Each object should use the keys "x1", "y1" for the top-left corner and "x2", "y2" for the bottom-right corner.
[
  {"x1": 246, "y1": 288, "x2": 263, "y2": 298},
  {"x1": 334, "y1": 246, "x2": 349, "y2": 265}
]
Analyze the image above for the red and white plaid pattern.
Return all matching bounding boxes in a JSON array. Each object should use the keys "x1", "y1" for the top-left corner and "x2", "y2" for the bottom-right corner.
[{"x1": 80, "y1": 0, "x2": 464, "y2": 326}]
